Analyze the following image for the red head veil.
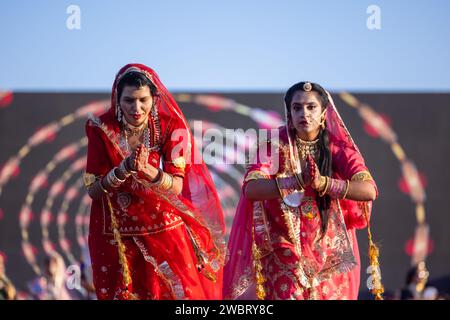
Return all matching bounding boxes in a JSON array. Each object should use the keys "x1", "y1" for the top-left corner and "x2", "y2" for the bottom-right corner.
[{"x1": 108, "y1": 64, "x2": 226, "y2": 236}]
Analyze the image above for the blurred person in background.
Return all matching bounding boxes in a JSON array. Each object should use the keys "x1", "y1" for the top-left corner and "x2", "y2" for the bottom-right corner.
[
  {"x1": 27, "y1": 252, "x2": 73, "y2": 300},
  {"x1": 400, "y1": 262, "x2": 440, "y2": 300},
  {"x1": 0, "y1": 254, "x2": 17, "y2": 300}
]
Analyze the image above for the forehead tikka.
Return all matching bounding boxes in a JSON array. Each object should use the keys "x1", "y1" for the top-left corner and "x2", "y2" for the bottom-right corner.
[{"x1": 303, "y1": 82, "x2": 312, "y2": 92}]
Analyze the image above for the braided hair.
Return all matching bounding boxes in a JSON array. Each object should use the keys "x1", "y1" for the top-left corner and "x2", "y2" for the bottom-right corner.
[{"x1": 284, "y1": 82, "x2": 331, "y2": 235}]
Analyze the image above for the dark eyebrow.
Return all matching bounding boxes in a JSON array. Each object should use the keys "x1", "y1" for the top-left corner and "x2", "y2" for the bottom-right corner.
[{"x1": 292, "y1": 101, "x2": 317, "y2": 106}]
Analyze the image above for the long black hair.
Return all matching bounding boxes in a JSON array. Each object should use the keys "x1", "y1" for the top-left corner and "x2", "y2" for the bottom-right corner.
[{"x1": 284, "y1": 81, "x2": 332, "y2": 235}]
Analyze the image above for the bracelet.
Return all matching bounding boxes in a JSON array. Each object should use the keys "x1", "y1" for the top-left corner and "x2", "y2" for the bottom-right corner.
[
  {"x1": 342, "y1": 180, "x2": 350, "y2": 199},
  {"x1": 159, "y1": 172, "x2": 174, "y2": 191},
  {"x1": 319, "y1": 176, "x2": 330, "y2": 197},
  {"x1": 149, "y1": 168, "x2": 163, "y2": 184},
  {"x1": 118, "y1": 160, "x2": 132, "y2": 178},
  {"x1": 106, "y1": 168, "x2": 125, "y2": 188},
  {"x1": 148, "y1": 168, "x2": 173, "y2": 191},
  {"x1": 327, "y1": 178, "x2": 348, "y2": 199},
  {"x1": 166, "y1": 173, "x2": 174, "y2": 190},
  {"x1": 124, "y1": 157, "x2": 137, "y2": 174},
  {"x1": 317, "y1": 176, "x2": 327, "y2": 192}
]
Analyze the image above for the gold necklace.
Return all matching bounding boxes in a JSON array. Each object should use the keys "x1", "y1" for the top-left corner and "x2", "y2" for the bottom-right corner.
[
  {"x1": 123, "y1": 127, "x2": 150, "y2": 153},
  {"x1": 122, "y1": 117, "x2": 147, "y2": 137},
  {"x1": 296, "y1": 137, "x2": 319, "y2": 160},
  {"x1": 121, "y1": 118, "x2": 150, "y2": 153}
]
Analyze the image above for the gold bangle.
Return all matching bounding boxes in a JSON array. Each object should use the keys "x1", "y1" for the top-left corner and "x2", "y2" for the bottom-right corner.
[
  {"x1": 166, "y1": 173, "x2": 174, "y2": 190},
  {"x1": 112, "y1": 168, "x2": 126, "y2": 183},
  {"x1": 160, "y1": 173, "x2": 168, "y2": 189},
  {"x1": 160, "y1": 172, "x2": 173, "y2": 191},
  {"x1": 318, "y1": 176, "x2": 327, "y2": 193},
  {"x1": 319, "y1": 176, "x2": 330, "y2": 197},
  {"x1": 150, "y1": 168, "x2": 163, "y2": 184},
  {"x1": 342, "y1": 180, "x2": 350, "y2": 199},
  {"x1": 119, "y1": 160, "x2": 132, "y2": 178}
]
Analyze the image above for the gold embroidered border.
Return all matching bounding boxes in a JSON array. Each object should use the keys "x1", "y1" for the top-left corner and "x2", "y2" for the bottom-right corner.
[
  {"x1": 83, "y1": 172, "x2": 97, "y2": 188},
  {"x1": 244, "y1": 170, "x2": 270, "y2": 183}
]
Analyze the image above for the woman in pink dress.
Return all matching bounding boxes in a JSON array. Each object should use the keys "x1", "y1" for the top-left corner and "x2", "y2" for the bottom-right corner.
[{"x1": 223, "y1": 82, "x2": 378, "y2": 300}]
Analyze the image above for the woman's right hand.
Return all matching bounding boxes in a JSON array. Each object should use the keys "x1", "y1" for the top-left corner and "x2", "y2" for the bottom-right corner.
[
  {"x1": 302, "y1": 155, "x2": 321, "y2": 190},
  {"x1": 134, "y1": 144, "x2": 150, "y2": 173},
  {"x1": 125, "y1": 147, "x2": 140, "y2": 172}
]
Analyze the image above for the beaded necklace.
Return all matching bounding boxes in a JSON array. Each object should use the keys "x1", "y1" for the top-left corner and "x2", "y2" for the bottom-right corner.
[{"x1": 122, "y1": 119, "x2": 151, "y2": 153}]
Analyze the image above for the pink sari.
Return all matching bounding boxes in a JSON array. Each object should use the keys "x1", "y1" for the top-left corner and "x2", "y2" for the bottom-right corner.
[{"x1": 223, "y1": 95, "x2": 378, "y2": 300}]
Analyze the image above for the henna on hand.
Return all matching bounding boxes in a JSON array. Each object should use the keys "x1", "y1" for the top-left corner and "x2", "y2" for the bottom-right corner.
[
  {"x1": 135, "y1": 144, "x2": 150, "y2": 172},
  {"x1": 125, "y1": 154, "x2": 136, "y2": 172},
  {"x1": 302, "y1": 155, "x2": 322, "y2": 190},
  {"x1": 133, "y1": 144, "x2": 160, "y2": 182},
  {"x1": 308, "y1": 155, "x2": 316, "y2": 182}
]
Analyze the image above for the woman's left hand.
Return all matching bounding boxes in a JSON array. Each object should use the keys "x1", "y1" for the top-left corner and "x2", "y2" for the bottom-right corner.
[
  {"x1": 134, "y1": 144, "x2": 149, "y2": 172},
  {"x1": 135, "y1": 144, "x2": 159, "y2": 181}
]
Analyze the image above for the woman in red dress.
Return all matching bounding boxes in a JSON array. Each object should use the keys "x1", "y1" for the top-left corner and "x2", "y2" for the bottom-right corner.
[
  {"x1": 223, "y1": 82, "x2": 379, "y2": 300},
  {"x1": 84, "y1": 64, "x2": 226, "y2": 300}
]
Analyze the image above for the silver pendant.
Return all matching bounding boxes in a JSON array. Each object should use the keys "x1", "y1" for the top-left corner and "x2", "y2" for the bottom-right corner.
[{"x1": 282, "y1": 190, "x2": 304, "y2": 208}]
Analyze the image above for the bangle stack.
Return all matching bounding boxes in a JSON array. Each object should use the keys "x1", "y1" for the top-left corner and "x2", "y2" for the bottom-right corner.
[
  {"x1": 151, "y1": 168, "x2": 174, "y2": 191},
  {"x1": 319, "y1": 176, "x2": 330, "y2": 197},
  {"x1": 325, "y1": 178, "x2": 349, "y2": 199},
  {"x1": 118, "y1": 159, "x2": 136, "y2": 179},
  {"x1": 106, "y1": 168, "x2": 126, "y2": 189},
  {"x1": 125, "y1": 157, "x2": 137, "y2": 174},
  {"x1": 159, "y1": 172, "x2": 173, "y2": 191}
]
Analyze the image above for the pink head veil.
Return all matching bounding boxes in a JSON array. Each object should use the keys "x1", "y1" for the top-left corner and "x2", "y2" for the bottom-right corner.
[{"x1": 223, "y1": 83, "x2": 373, "y2": 299}]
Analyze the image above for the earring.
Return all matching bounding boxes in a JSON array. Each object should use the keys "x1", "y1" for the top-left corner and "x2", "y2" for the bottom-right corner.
[
  {"x1": 320, "y1": 117, "x2": 326, "y2": 129},
  {"x1": 116, "y1": 105, "x2": 123, "y2": 123}
]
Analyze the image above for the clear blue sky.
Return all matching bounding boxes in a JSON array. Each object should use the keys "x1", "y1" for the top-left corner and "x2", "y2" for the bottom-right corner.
[{"x1": 1, "y1": 0, "x2": 449, "y2": 92}]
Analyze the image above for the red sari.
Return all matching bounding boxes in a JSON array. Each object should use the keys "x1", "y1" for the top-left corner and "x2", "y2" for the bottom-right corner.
[
  {"x1": 85, "y1": 64, "x2": 225, "y2": 300},
  {"x1": 223, "y1": 97, "x2": 378, "y2": 300}
]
